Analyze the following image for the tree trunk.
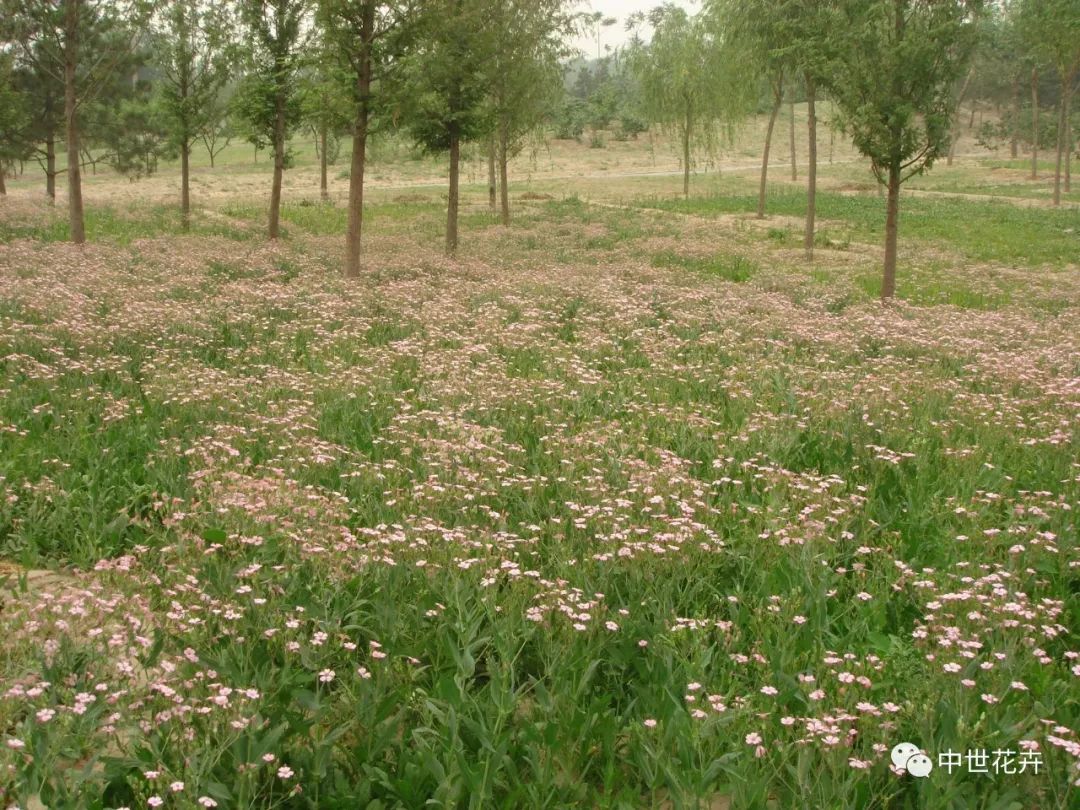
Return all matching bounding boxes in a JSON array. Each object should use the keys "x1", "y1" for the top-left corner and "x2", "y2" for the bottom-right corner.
[
  {"x1": 209, "y1": 146, "x2": 216, "y2": 169},
  {"x1": 1053, "y1": 73, "x2": 1066, "y2": 207},
  {"x1": 268, "y1": 89, "x2": 286, "y2": 239},
  {"x1": 1065, "y1": 80, "x2": 1073, "y2": 194},
  {"x1": 344, "y1": 4, "x2": 375, "y2": 279},
  {"x1": 757, "y1": 87, "x2": 782, "y2": 219},
  {"x1": 446, "y1": 127, "x2": 460, "y2": 256},
  {"x1": 947, "y1": 68, "x2": 974, "y2": 167},
  {"x1": 0, "y1": 166, "x2": 6, "y2": 196},
  {"x1": 498, "y1": 123, "x2": 510, "y2": 226},
  {"x1": 882, "y1": 162, "x2": 900, "y2": 301},
  {"x1": 1031, "y1": 67, "x2": 1039, "y2": 179},
  {"x1": 682, "y1": 107, "x2": 692, "y2": 199},
  {"x1": 789, "y1": 98, "x2": 797, "y2": 181},
  {"x1": 1010, "y1": 75, "x2": 1019, "y2": 159},
  {"x1": 180, "y1": 142, "x2": 190, "y2": 230},
  {"x1": 46, "y1": 137, "x2": 56, "y2": 202},
  {"x1": 64, "y1": 0, "x2": 86, "y2": 245},
  {"x1": 804, "y1": 74, "x2": 817, "y2": 261},
  {"x1": 487, "y1": 140, "x2": 497, "y2": 213},
  {"x1": 319, "y1": 123, "x2": 329, "y2": 202}
]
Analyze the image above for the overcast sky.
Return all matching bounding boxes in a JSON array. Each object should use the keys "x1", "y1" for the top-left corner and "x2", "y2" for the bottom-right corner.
[{"x1": 569, "y1": 0, "x2": 700, "y2": 58}]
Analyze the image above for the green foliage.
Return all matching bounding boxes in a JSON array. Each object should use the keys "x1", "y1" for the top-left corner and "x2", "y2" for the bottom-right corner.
[
  {"x1": 825, "y1": 0, "x2": 985, "y2": 184},
  {"x1": 976, "y1": 105, "x2": 1060, "y2": 152},
  {"x1": 401, "y1": 0, "x2": 496, "y2": 155},
  {"x1": 626, "y1": 6, "x2": 752, "y2": 165},
  {"x1": 486, "y1": 0, "x2": 575, "y2": 160},
  {"x1": 233, "y1": 0, "x2": 312, "y2": 152},
  {"x1": 106, "y1": 98, "x2": 170, "y2": 180},
  {"x1": 152, "y1": 0, "x2": 235, "y2": 154},
  {"x1": 553, "y1": 97, "x2": 588, "y2": 141},
  {"x1": 0, "y1": 51, "x2": 31, "y2": 169}
]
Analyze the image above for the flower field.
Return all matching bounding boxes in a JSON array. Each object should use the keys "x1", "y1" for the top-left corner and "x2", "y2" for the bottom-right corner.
[{"x1": 1, "y1": 179, "x2": 1078, "y2": 809}]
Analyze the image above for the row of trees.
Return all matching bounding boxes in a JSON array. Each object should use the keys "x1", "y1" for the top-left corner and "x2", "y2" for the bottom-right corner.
[
  {"x1": 719, "y1": 0, "x2": 1077, "y2": 298},
  {"x1": 0, "y1": 0, "x2": 575, "y2": 269},
  {"x1": 1, "y1": 1, "x2": 1076, "y2": 298}
]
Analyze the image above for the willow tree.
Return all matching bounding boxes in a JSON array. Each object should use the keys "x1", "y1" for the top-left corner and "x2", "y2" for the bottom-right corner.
[
  {"x1": 713, "y1": 0, "x2": 788, "y2": 218},
  {"x1": 628, "y1": 5, "x2": 751, "y2": 200},
  {"x1": 826, "y1": 0, "x2": 984, "y2": 300}
]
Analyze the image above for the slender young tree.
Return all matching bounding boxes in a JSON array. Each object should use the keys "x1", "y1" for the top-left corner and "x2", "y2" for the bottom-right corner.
[
  {"x1": 237, "y1": 0, "x2": 312, "y2": 239},
  {"x1": 826, "y1": 0, "x2": 984, "y2": 300},
  {"x1": 486, "y1": 0, "x2": 575, "y2": 225},
  {"x1": 299, "y1": 51, "x2": 352, "y2": 202},
  {"x1": 628, "y1": 5, "x2": 751, "y2": 200},
  {"x1": 402, "y1": 0, "x2": 496, "y2": 256},
  {"x1": 153, "y1": 0, "x2": 233, "y2": 228},
  {"x1": 1019, "y1": 0, "x2": 1080, "y2": 206},
  {"x1": 317, "y1": 1, "x2": 416, "y2": 276},
  {"x1": 715, "y1": 0, "x2": 788, "y2": 218}
]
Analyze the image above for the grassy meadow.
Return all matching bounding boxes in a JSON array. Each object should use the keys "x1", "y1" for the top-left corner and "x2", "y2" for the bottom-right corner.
[{"x1": 0, "y1": 122, "x2": 1078, "y2": 809}]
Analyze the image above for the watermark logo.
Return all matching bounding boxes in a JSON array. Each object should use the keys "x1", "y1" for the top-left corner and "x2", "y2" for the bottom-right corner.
[
  {"x1": 891, "y1": 742, "x2": 933, "y2": 778},
  {"x1": 890, "y1": 742, "x2": 1043, "y2": 778}
]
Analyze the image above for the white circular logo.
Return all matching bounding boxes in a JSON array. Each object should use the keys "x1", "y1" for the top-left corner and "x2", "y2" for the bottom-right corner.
[
  {"x1": 891, "y1": 742, "x2": 933, "y2": 778},
  {"x1": 906, "y1": 753, "x2": 933, "y2": 778}
]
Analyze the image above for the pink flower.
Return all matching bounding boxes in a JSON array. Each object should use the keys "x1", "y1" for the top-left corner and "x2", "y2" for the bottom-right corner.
[
  {"x1": 170, "y1": 781, "x2": 184, "y2": 793},
  {"x1": 745, "y1": 732, "x2": 763, "y2": 746},
  {"x1": 277, "y1": 765, "x2": 294, "y2": 779},
  {"x1": 148, "y1": 798, "x2": 164, "y2": 808},
  {"x1": 198, "y1": 799, "x2": 218, "y2": 808},
  {"x1": 318, "y1": 669, "x2": 335, "y2": 683},
  {"x1": 643, "y1": 718, "x2": 657, "y2": 728}
]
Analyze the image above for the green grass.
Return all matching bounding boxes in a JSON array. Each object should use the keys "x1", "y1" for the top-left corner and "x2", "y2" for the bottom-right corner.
[
  {"x1": 0, "y1": 203, "x2": 248, "y2": 244},
  {"x1": 651, "y1": 250, "x2": 757, "y2": 283},
  {"x1": 637, "y1": 187, "x2": 1080, "y2": 266}
]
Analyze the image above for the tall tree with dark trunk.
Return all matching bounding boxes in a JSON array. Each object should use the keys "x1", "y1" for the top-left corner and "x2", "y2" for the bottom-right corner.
[
  {"x1": 628, "y1": 5, "x2": 751, "y2": 201},
  {"x1": 153, "y1": 0, "x2": 233, "y2": 229},
  {"x1": 826, "y1": 0, "x2": 984, "y2": 300},
  {"x1": 317, "y1": 1, "x2": 416, "y2": 276},
  {"x1": 237, "y1": 0, "x2": 311, "y2": 240},
  {"x1": 402, "y1": 0, "x2": 496, "y2": 256}
]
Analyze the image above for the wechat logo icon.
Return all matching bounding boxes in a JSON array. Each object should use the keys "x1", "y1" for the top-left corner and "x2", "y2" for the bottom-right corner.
[{"x1": 891, "y1": 742, "x2": 933, "y2": 778}]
